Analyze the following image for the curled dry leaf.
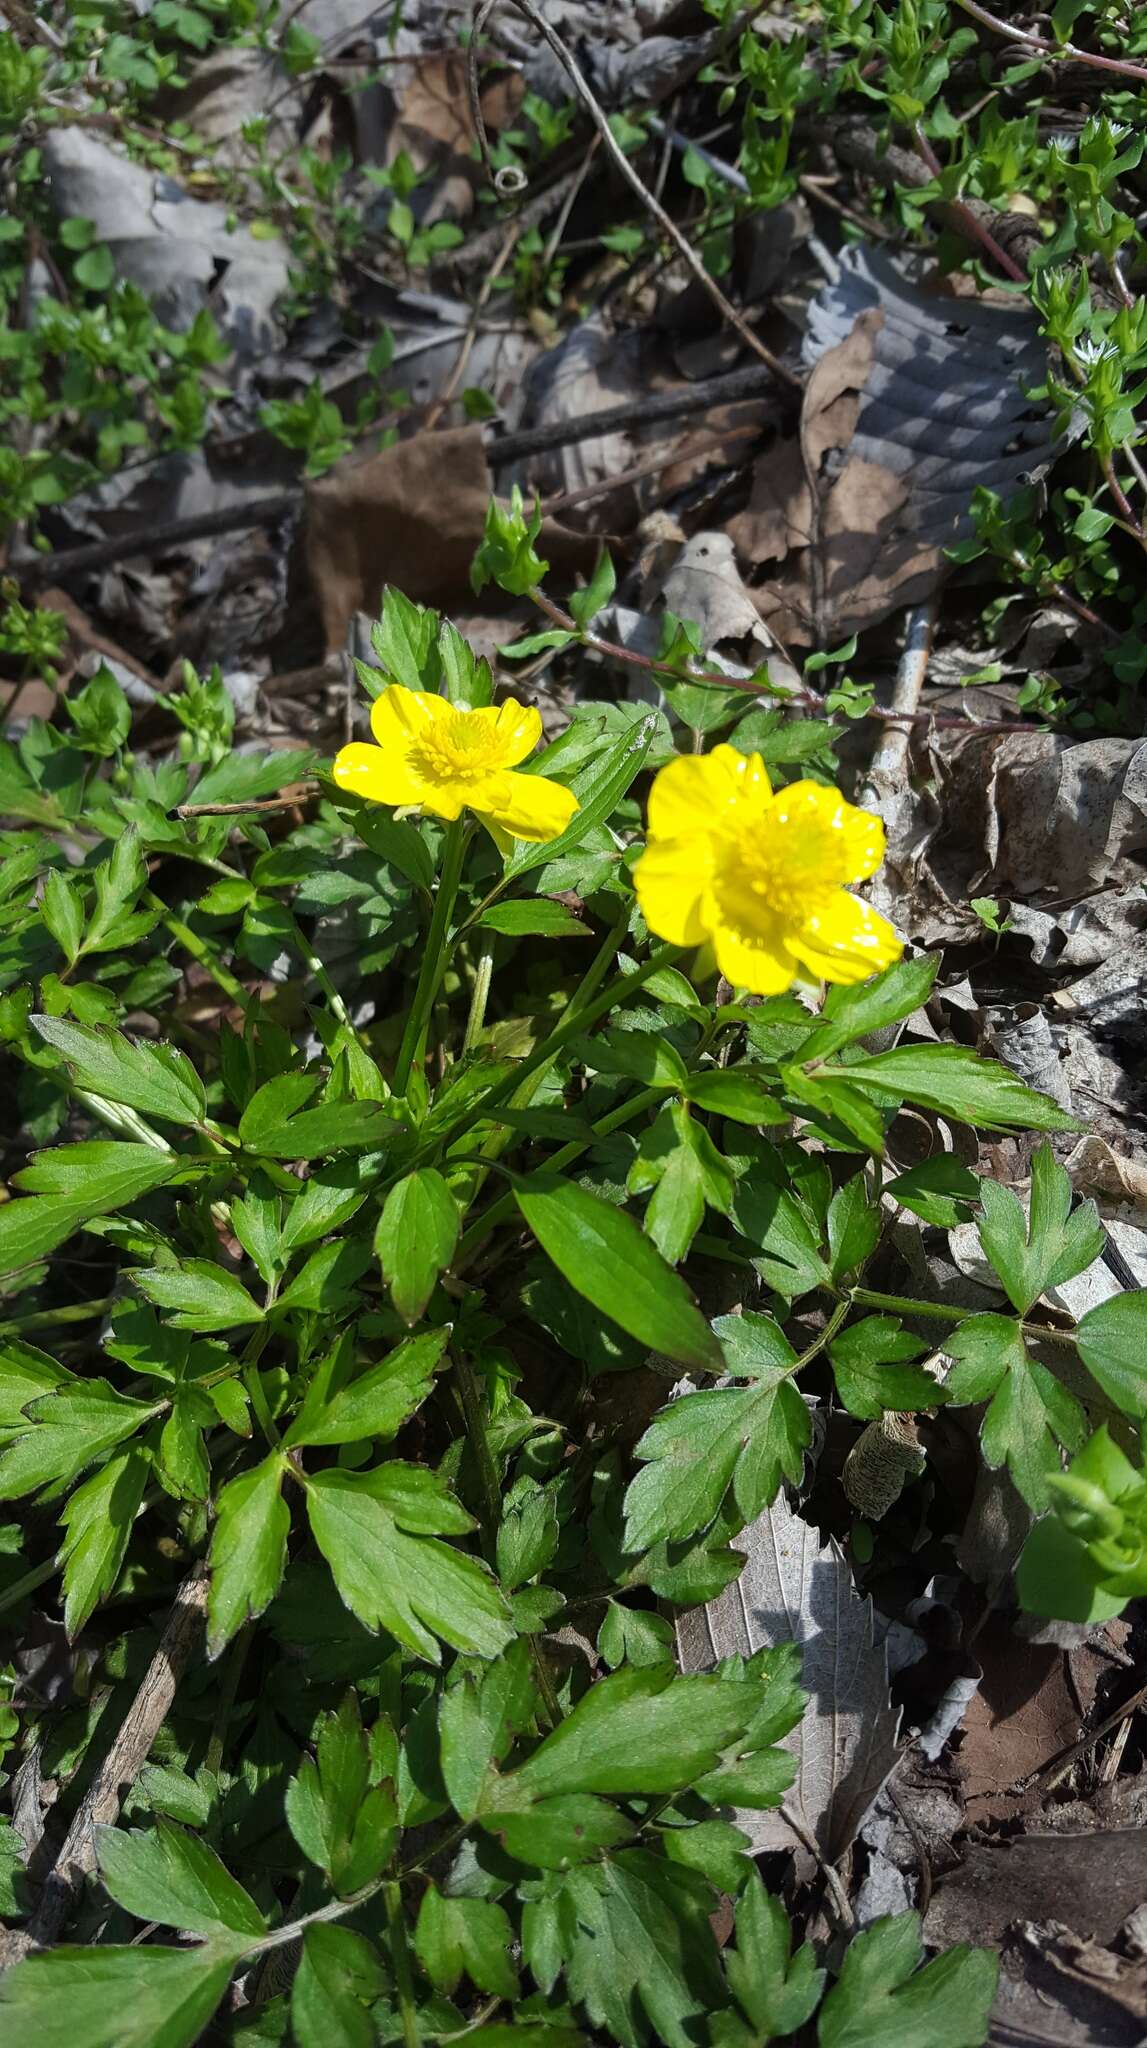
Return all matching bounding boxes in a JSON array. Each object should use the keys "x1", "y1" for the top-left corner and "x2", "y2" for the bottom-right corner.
[
  {"x1": 732, "y1": 244, "x2": 1055, "y2": 644},
  {"x1": 676, "y1": 1489, "x2": 900, "y2": 1861}
]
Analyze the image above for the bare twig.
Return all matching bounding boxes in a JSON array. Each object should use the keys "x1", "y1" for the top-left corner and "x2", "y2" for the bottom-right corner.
[
  {"x1": 27, "y1": 1568, "x2": 209, "y2": 1947},
  {"x1": 424, "y1": 223, "x2": 521, "y2": 432},
  {"x1": 1018, "y1": 1676, "x2": 1147, "y2": 1800},
  {"x1": 174, "y1": 788, "x2": 321, "y2": 818},
  {"x1": 469, "y1": 0, "x2": 800, "y2": 390},
  {"x1": 954, "y1": 0, "x2": 1147, "y2": 84}
]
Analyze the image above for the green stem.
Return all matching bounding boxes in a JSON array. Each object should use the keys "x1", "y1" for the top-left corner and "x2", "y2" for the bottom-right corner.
[
  {"x1": 453, "y1": 1350, "x2": 501, "y2": 1544},
  {"x1": 204, "y1": 1623, "x2": 251, "y2": 1776},
  {"x1": 393, "y1": 818, "x2": 469, "y2": 1097},
  {"x1": 384, "y1": 1880, "x2": 423, "y2": 2048},
  {"x1": 146, "y1": 892, "x2": 248, "y2": 1008},
  {"x1": 284, "y1": 912, "x2": 358, "y2": 1037},
  {"x1": 0, "y1": 1295, "x2": 112, "y2": 1335},
  {"x1": 850, "y1": 1285, "x2": 1078, "y2": 1348},
  {"x1": 456, "y1": 1084, "x2": 666, "y2": 1266},
  {"x1": 462, "y1": 936, "x2": 495, "y2": 1054}
]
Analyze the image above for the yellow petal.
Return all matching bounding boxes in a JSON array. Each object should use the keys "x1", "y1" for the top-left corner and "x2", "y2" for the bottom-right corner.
[
  {"x1": 473, "y1": 769, "x2": 578, "y2": 844},
  {"x1": 465, "y1": 699, "x2": 543, "y2": 767},
  {"x1": 771, "y1": 781, "x2": 886, "y2": 884},
  {"x1": 647, "y1": 745, "x2": 771, "y2": 842},
  {"x1": 711, "y1": 917, "x2": 797, "y2": 996},
  {"x1": 369, "y1": 684, "x2": 450, "y2": 750},
  {"x1": 788, "y1": 890, "x2": 903, "y2": 985},
  {"x1": 332, "y1": 741, "x2": 436, "y2": 809},
  {"x1": 633, "y1": 837, "x2": 714, "y2": 946}
]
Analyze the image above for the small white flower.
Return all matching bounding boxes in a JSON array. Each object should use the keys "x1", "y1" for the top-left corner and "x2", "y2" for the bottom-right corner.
[{"x1": 1074, "y1": 336, "x2": 1120, "y2": 367}]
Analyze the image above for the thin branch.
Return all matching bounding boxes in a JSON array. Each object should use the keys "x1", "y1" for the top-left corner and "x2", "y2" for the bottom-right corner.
[
  {"x1": 527, "y1": 586, "x2": 1043, "y2": 736},
  {"x1": 27, "y1": 1567, "x2": 209, "y2": 1946},
  {"x1": 954, "y1": 0, "x2": 1147, "y2": 84},
  {"x1": 469, "y1": 0, "x2": 800, "y2": 389},
  {"x1": 174, "y1": 788, "x2": 321, "y2": 818}
]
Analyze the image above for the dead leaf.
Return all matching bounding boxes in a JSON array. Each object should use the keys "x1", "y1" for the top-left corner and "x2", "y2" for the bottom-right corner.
[
  {"x1": 732, "y1": 244, "x2": 1055, "y2": 643},
  {"x1": 304, "y1": 426, "x2": 599, "y2": 653},
  {"x1": 42, "y1": 130, "x2": 287, "y2": 354},
  {"x1": 676, "y1": 1490, "x2": 900, "y2": 1860}
]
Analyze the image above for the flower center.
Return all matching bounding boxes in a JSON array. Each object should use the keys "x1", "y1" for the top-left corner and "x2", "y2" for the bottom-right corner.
[
  {"x1": 712, "y1": 799, "x2": 844, "y2": 929},
  {"x1": 413, "y1": 713, "x2": 503, "y2": 785}
]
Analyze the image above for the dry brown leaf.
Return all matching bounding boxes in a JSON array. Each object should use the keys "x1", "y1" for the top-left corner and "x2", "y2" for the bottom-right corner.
[
  {"x1": 305, "y1": 426, "x2": 598, "y2": 652},
  {"x1": 732, "y1": 245, "x2": 1055, "y2": 644},
  {"x1": 676, "y1": 1490, "x2": 900, "y2": 1861}
]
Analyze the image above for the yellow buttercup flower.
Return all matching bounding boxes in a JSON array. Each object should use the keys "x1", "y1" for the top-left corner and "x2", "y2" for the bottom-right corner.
[
  {"x1": 333, "y1": 685, "x2": 578, "y2": 851},
  {"x1": 635, "y1": 744, "x2": 902, "y2": 995}
]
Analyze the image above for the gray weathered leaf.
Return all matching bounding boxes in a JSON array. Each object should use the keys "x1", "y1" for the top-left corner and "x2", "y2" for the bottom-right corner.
[{"x1": 676, "y1": 1490, "x2": 900, "y2": 1860}]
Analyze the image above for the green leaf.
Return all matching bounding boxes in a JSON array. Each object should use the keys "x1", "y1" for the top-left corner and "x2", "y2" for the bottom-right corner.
[
  {"x1": 568, "y1": 547, "x2": 616, "y2": 630},
  {"x1": 732, "y1": 1171, "x2": 831, "y2": 1299},
  {"x1": 497, "y1": 1478, "x2": 560, "y2": 1591},
  {"x1": 134, "y1": 1262, "x2": 262, "y2": 1333},
  {"x1": 42, "y1": 867, "x2": 83, "y2": 965},
  {"x1": 1075, "y1": 1292, "x2": 1147, "y2": 1418},
  {"x1": 375, "y1": 1170, "x2": 459, "y2": 1325},
  {"x1": 574, "y1": 1029, "x2": 687, "y2": 1088},
  {"x1": 0, "y1": 1145, "x2": 180, "y2": 1276},
  {"x1": 415, "y1": 1887, "x2": 518, "y2": 1999},
  {"x1": 506, "y1": 1665, "x2": 760, "y2": 1800},
  {"x1": 826, "y1": 1175, "x2": 881, "y2": 1280},
  {"x1": 206, "y1": 1454, "x2": 289, "y2": 1658},
  {"x1": 370, "y1": 588, "x2": 441, "y2": 690},
  {"x1": 305, "y1": 1462, "x2": 513, "y2": 1662},
  {"x1": 286, "y1": 1329, "x2": 447, "y2": 1448},
  {"x1": 827, "y1": 1045, "x2": 1075, "y2": 1133},
  {"x1": 817, "y1": 1910, "x2": 998, "y2": 2048},
  {"x1": 192, "y1": 749, "x2": 314, "y2": 808},
  {"x1": 58, "y1": 1445, "x2": 149, "y2": 1636},
  {"x1": 0, "y1": 1381, "x2": 156, "y2": 1501},
  {"x1": 828, "y1": 1318, "x2": 938, "y2": 1422},
  {"x1": 549, "y1": 1851, "x2": 726, "y2": 2048},
  {"x1": 810, "y1": 958, "x2": 939, "y2": 1059},
  {"x1": 515, "y1": 1176, "x2": 722, "y2": 1374},
  {"x1": 506, "y1": 714, "x2": 658, "y2": 881},
  {"x1": 439, "y1": 1639, "x2": 538, "y2": 1821},
  {"x1": 31, "y1": 1017, "x2": 207, "y2": 1126},
  {"x1": 887, "y1": 1157, "x2": 979, "y2": 1227},
  {"x1": 0, "y1": 1339, "x2": 71, "y2": 1433},
  {"x1": 240, "y1": 1077, "x2": 401, "y2": 1159},
  {"x1": 726, "y1": 1874, "x2": 824, "y2": 2039},
  {"x1": 0, "y1": 1943, "x2": 245, "y2": 2048},
  {"x1": 96, "y1": 1820, "x2": 265, "y2": 1940},
  {"x1": 684, "y1": 1067, "x2": 788, "y2": 1124},
  {"x1": 285, "y1": 1694, "x2": 397, "y2": 1895},
  {"x1": 478, "y1": 900, "x2": 591, "y2": 938},
  {"x1": 292, "y1": 1925, "x2": 385, "y2": 2048},
  {"x1": 977, "y1": 1145, "x2": 1104, "y2": 1312},
  {"x1": 628, "y1": 1104, "x2": 734, "y2": 1266},
  {"x1": 624, "y1": 1344, "x2": 810, "y2": 1551},
  {"x1": 946, "y1": 1315, "x2": 1084, "y2": 1512}
]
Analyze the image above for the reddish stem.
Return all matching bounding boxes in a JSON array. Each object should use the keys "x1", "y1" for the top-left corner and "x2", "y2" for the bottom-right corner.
[
  {"x1": 954, "y1": 0, "x2": 1147, "y2": 84},
  {"x1": 529, "y1": 589, "x2": 1045, "y2": 737}
]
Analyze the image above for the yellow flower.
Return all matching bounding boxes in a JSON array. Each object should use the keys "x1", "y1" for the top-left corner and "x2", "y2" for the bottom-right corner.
[
  {"x1": 634, "y1": 744, "x2": 902, "y2": 995},
  {"x1": 333, "y1": 685, "x2": 578, "y2": 851}
]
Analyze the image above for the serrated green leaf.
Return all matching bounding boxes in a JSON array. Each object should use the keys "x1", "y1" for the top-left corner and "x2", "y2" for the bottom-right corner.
[
  {"x1": 31, "y1": 1016, "x2": 207, "y2": 1126},
  {"x1": 946, "y1": 1315, "x2": 1084, "y2": 1512},
  {"x1": 506, "y1": 1665, "x2": 760, "y2": 1800},
  {"x1": 506, "y1": 715, "x2": 657, "y2": 881},
  {"x1": 726, "y1": 1873, "x2": 824, "y2": 2038},
  {"x1": 0, "y1": 1381, "x2": 157, "y2": 1501},
  {"x1": 828, "y1": 1318, "x2": 938, "y2": 1422},
  {"x1": 817, "y1": 1910, "x2": 998, "y2": 2048},
  {"x1": 0, "y1": 1145, "x2": 180, "y2": 1276},
  {"x1": 826, "y1": 1174, "x2": 881, "y2": 1280},
  {"x1": 285, "y1": 1693, "x2": 397, "y2": 1895},
  {"x1": 809, "y1": 958, "x2": 939, "y2": 1060},
  {"x1": 886, "y1": 1157, "x2": 979, "y2": 1227},
  {"x1": 415, "y1": 1886, "x2": 518, "y2": 1999},
  {"x1": 286, "y1": 1328, "x2": 447, "y2": 1448},
  {"x1": 58, "y1": 1445, "x2": 149, "y2": 1636},
  {"x1": 439, "y1": 1639, "x2": 537, "y2": 1821},
  {"x1": 977, "y1": 1145, "x2": 1104, "y2": 1313},
  {"x1": 305, "y1": 1463, "x2": 513, "y2": 1662},
  {"x1": 207, "y1": 1454, "x2": 289, "y2": 1657},
  {"x1": 684, "y1": 1067, "x2": 788, "y2": 1124},
  {"x1": 134, "y1": 1262, "x2": 262, "y2": 1333},
  {"x1": 827, "y1": 1044, "x2": 1074, "y2": 1133},
  {"x1": 292, "y1": 1924, "x2": 385, "y2": 2048}
]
